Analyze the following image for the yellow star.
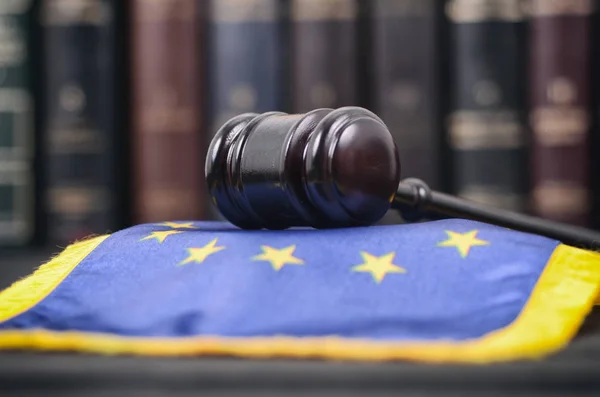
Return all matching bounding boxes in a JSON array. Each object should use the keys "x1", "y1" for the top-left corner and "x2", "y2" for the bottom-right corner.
[
  {"x1": 179, "y1": 238, "x2": 225, "y2": 265},
  {"x1": 437, "y1": 230, "x2": 489, "y2": 258},
  {"x1": 351, "y1": 251, "x2": 406, "y2": 283},
  {"x1": 252, "y1": 245, "x2": 304, "y2": 271},
  {"x1": 139, "y1": 230, "x2": 182, "y2": 243},
  {"x1": 157, "y1": 221, "x2": 197, "y2": 229}
]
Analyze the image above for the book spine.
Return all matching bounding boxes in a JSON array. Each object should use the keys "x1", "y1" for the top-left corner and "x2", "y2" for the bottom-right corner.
[
  {"x1": 290, "y1": 0, "x2": 359, "y2": 112},
  {"x1": 445, "y1": 0, "x2": 528, "y2": 211},
  {"x1": 528, "y1": 0, "x2": 594, "y2": 226},
  {"x1": 131, "y1": 0, "x2": 206, "y2": 223},
  {"x1": 208, "y1": 0, "x2": 286, "y2": 130},
  {"x1": 592, "y1": 1, "x2": 600, "y2": 230},
  {"x1": 41, "y1": 0, "x2": 121, "y2": 245},
  {"x1": 206, "y1": 0, "x2": 286, "y2": 219},
  {"x1": 0, "y1": 1, "x2": 35, "y2": 246},
  {"x1": 370, "y1": 0, "x2": 440, "y2": 189}
]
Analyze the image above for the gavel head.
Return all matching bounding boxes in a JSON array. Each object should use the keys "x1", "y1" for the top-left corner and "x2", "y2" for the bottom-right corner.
[{"x1": 205, "y1": 107, "x2": 401, "y2": 229}]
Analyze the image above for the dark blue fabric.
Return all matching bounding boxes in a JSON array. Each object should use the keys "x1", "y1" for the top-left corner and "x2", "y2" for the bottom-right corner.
[{"x1": 0, "y1": 219, "x2": 559, "y2": 341}]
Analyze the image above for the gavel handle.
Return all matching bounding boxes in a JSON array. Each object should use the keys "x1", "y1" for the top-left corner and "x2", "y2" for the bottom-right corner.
[{"x1": 393, "y1": 178, "x2": 600, "y2": 250}]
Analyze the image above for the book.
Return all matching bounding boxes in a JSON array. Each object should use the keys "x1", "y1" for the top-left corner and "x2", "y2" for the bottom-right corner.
[
  {"x1": 0, "y1": 0, "x2": 36, "y2": 247},
  {"x1": 370, "y1": 0, "x2": 441, "y2": 189},
  {"x1": 445, "y1": 0, "x2": 528, "y2": 212},
  {"x1": 130, "y1": 0, "x2": 207, "y2": 223},
  {"x1": 40, "y1": 0, "x2": 123, "y2": 245},
  {"x1": 528, "y1": 0, "x2": 594, "y2": 226},
  {"x1": 290, "y1": 0, "x2": 359, "y2": 112},
  {"x1": 591, "y1": 0, "x2": 600, "y2": 230},
  {"x1": 207, "y1": 0, "x2": 287, "y2": 129},
  {"x1": 206, "y1": 0, "x2": 287, "y2": 219}
]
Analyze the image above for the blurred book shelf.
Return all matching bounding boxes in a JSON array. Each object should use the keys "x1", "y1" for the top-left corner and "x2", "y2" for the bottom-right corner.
[{"x1": 1, "y1": 0, "x2": 600, "y2": 256}]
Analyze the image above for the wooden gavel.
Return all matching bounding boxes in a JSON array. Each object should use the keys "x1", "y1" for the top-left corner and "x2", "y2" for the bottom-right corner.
[{"x1": 205, "y1": 106, "x2": 600, "y2": 250}]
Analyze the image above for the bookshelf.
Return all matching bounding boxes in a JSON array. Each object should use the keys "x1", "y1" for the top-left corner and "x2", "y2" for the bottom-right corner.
[{"x1": 1, "y1": 0, "x2": 599, "y2": 259}]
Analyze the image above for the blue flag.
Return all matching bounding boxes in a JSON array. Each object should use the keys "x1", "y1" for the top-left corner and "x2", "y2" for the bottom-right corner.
[{"x1": 0, "y1": 218, "x2": 599, "y2": 363}]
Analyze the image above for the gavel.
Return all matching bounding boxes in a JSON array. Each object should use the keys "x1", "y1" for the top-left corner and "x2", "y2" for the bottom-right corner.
[{"x1": 205, "y1": 106, "x2": 600, "y2": 250}]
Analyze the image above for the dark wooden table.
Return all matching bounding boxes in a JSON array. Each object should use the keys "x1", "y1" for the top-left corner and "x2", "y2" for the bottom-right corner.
[{"x1": 1, "y1": 249, "x2": 600, "y2": 396}]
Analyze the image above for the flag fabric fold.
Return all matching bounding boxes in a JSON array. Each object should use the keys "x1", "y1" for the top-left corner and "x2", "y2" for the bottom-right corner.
[{"x1": 0, "y1": 218, "x2": 599, "y2": 363}]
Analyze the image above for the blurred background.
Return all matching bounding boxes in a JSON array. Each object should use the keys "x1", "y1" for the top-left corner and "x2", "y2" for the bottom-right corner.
[{"x1": 1, "y1": 0, "x2": 599, "y2": 252}]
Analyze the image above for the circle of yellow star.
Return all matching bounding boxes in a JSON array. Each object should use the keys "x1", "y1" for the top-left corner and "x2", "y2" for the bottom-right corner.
[
  {"x1": 252, "y1": 245, "x2": 304, "y2": 271},
  {"x1": 437, "y1": 230, "x2": 489, "y2": 258},
  {"x1": 139, "y1": 230, "x2": 182, "y2": 243},
  {"x1": 158, "y1": 221, "x2": 197, "y2": 229},
  {"x1": 179, "y1": 238, "x2": 225, "y2": 266},
  {"x1": 351, "y1": 251, "x2": 406, "y2": 283}
]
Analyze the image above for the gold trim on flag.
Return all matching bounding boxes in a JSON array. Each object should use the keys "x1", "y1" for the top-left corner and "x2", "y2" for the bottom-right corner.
[
  {"x1": 0, "y1": 240, "x2": 598, "y2": 363},
  {"x1": 0, "y1": 235, "x2": 109, "y2": 323}
]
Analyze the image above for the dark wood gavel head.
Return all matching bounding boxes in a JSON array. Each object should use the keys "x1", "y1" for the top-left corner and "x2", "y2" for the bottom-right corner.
[{"x1": 205, "y1": 107, "x2": 401, "y2": 229}]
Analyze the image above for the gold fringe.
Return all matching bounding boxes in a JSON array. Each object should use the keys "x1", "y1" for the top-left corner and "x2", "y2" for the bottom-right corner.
[
  {"x1": 0, "y1": 235, "x2": 109, "y2": 323},
  {"x1": 0, "y1": 241, "x2": 598, "y2": 363}
]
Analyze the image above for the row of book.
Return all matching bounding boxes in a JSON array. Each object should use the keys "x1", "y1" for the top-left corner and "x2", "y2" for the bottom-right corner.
[{"x1": 1, "y1": 0, "x2": 599, "y2": 249}]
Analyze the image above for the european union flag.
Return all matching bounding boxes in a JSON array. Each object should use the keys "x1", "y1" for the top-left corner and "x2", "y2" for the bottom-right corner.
[{"x1": 0, "y1": 219, "x2": 599, "y2": 363}]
